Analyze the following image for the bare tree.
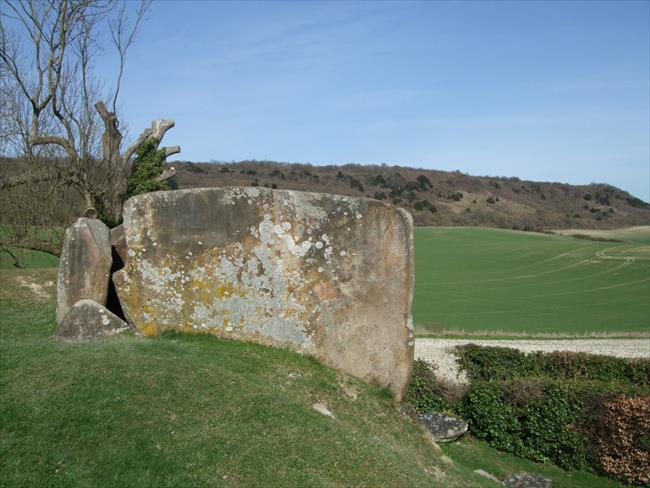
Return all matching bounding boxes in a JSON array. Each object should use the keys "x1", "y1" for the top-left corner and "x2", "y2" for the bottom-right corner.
[{"x1": 0, "y1": 0, "x2": 179, "y2": 226}]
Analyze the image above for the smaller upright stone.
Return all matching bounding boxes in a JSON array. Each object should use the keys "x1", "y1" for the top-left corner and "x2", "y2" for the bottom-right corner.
[
  {"x1": 56, "y1": 217, "x2": 112, "y2": 325},
  {"x1": 56, "y1": 299, "x2": 131, "y2": 341},
  {"x1": 419, "y1": 412, "x2": 468, "y2": 442},
  {"x1": 503, "y1": 472, "x2": 552, "y2": 488}
]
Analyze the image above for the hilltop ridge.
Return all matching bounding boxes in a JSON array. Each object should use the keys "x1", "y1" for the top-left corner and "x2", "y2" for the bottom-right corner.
[{"x1": 171, "y1": 160, "x2": 649, "y2": 230}]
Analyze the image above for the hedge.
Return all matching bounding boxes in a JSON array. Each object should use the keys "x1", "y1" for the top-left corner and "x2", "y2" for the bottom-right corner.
[
  {"x1": 406, "y1": 349, "x2": 650, "y2": 485},
  {"x1": 455, "y1": 344, "x2": 650, "y2": 386}
]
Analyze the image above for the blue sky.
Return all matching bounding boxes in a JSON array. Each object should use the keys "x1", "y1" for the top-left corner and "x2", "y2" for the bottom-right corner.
[{"x1": 103, "y1": 1, "x2": 649, "y2": 200}]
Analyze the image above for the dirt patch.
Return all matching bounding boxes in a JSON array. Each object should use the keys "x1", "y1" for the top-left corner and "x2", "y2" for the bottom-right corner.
[
  {"x1": 0, "y1": 268, "x2": 57, "y2": 303},
  {"x1": 15, "y1": 275, "x2": 55, "y2": 301}
]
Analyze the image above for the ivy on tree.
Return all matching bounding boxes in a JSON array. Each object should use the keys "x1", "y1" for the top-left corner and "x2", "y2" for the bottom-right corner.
[{"x1": 126, "y1": 139, "x2": 170, "y2": 197}]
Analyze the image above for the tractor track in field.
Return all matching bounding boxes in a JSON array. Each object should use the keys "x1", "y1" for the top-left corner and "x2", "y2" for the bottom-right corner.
[{"x1": 415, "y1": 338, "x2": 650, "y2": 385}]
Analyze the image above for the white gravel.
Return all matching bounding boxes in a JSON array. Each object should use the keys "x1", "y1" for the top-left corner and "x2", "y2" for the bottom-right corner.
[{"x1": 415, "y1": 338, "x2": 650, "y2": 385}]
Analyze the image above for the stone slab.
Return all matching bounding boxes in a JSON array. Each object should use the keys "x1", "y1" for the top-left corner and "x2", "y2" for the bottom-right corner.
[{"x1": 114, "y1": 187, "x2": 414, "y2": 399}]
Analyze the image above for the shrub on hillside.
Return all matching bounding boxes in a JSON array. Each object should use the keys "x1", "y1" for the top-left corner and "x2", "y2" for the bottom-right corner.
[
  {"x1": 455, "y1": 344, "x2": 650, "y2": 386},
  {"x1": 403, "y1": 360, "x2": 448, "y2": 414},
  {"x1": 458, "y1": 380, "x2": 589, "y2": 469},
  {"x1": 349, "y1": 178, "x2": 364, "y2": 192},
  {"x1": 590, "y1": 395, "x2": 650, "y2": 485},
  {"x1": 416, "y1": 174, "x2": 433, "y2": 190}
]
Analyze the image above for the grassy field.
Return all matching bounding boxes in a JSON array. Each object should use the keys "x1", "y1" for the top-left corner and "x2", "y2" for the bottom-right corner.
[
  {"x1": 414, "y1": 227, "x2": 650, "y2": 336},
  {"x1": 0, "y1": 267, "x2": 628, "y2": 487},
  {"x1": 0, "y1": 245, "x2": 59, "y2": 269}
]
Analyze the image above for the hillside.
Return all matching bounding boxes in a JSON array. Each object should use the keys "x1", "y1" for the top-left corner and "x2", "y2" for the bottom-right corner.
[
  {"x1": 0, "y1": 268, "x2": 482, "y2": 487},
  {"x1": 1, "y1": 266, "x2": 630, "y2": 488},
  {"x1": 170, "y1": 160, "x2": 649, "y2": 230}
]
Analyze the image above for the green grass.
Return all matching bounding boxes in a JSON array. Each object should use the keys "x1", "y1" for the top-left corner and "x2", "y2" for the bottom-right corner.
[
  {"x1": 441, "y1": 436, "x2": 626, "y2": 488},
  {"x1": 0, "y1": 225, "x2": 64, "y2": 243},
  {"x1": 0, "y1": 225, "x2": 63, "y2": 269},
  {"x1": 0, "y1": 268, "x2": 631, "y2": 487},
  {"x1": 0, "y1": 268, "x2": 485, "y2": 488},
  {"x1": 0, "y1": 245, "x2": 59, "y2": 269},
  {"x1": 414, "y1": 227, "x2": 650, "y2": 335}
]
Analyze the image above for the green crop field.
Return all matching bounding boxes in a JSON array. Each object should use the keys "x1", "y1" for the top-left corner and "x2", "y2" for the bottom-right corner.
[{"x1": 414, "y1": 227, "x2": 650, "y2": 336}]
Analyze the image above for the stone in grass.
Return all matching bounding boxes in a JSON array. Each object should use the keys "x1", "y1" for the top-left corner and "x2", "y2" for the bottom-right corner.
[
  {"x1": 418, "y1": 412, "x2": 468, "y2": 442},
  {"x1": 56, "y1": 299, "x2": 132, "y2": 341},
  {"x1": 503, "y1": 472, "x2": 552, "y2": 488},
  {"x1": 312, "y1": 403, "x2": 335, "y2": 419},
  {"x1": 474, "y1": 469, "x2": 501, "y2": 484}
]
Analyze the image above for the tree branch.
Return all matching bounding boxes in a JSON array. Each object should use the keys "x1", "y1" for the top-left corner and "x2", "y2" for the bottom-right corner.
[
  {"x1": 154, "y1": 166, "x2": 176, "y2": 182},
  {"x1": 164, "y1": 145, "x2": 180, "y2": 157},
  {"x1": 150, "y1": 119, "x2": 175, "y2": 141},
  {"x1": 122, "y1": 127, "x2": 152, "y2": 162},
  {"x1": 31, "y1": 135, "x2": 77, "y2": 159}
]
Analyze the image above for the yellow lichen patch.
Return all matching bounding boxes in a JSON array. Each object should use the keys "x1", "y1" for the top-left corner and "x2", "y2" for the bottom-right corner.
[
  {"x1": 140, "y1": 322, "x2": 159, "y2": 336},
  {"x1": 216, "y1": 282, "x2": 234, "y2": 298}
]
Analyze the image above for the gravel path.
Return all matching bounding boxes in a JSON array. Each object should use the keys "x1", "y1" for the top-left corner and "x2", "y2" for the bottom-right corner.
[{"x1": 415, "y1": 338, "x2": 650, "y2": 385}]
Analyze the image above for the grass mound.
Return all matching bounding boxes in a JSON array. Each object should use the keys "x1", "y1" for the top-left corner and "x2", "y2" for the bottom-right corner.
[{"x1": 0, "y1": 268, "x2": 481, "y2": 488}]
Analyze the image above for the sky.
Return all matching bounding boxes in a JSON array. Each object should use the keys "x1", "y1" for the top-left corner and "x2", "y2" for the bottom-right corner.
[{"x1": 99, "y1": 0, "x2": 649, "y2": 201}]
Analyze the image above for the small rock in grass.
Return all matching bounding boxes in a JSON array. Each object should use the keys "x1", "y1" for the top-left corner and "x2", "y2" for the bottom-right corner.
[
  {"x1": 419, "y1": 412, "x2": 468, "y2": 442},
  {"x1": 312, "y1": 403, "x2": 335, "y2": 419},
  {"x1": 474, "y1": 469, "x2": 501, "y2": 484},
  {"x1": 503, "y1": 472, "x2": 552, "y2": 488},
  {"x1": 56, "y1": 299, "x2": 132, "y2": 341}
]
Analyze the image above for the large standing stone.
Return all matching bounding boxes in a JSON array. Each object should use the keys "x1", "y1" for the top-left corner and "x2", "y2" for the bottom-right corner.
[
  {"x1": 56, "y1": 299, "x2": 132, "y2": 341},
  {"x1": 114, "y1": 188, "x2": 415, "y2": 400},
  {"x1": 57, "y1": 218, "x2": 112, "y2": 325}
]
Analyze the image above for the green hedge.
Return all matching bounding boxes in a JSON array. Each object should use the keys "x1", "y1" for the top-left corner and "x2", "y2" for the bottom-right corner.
[
  {"x1": 403, "y1": 360, "x2": 449, "y2": 413},
  {"x1": 455, "y1": 344, "x2": 650, "y2": 386},
  {"x1": 405, "y1": 349, "x2": 650, "y2": 485}
]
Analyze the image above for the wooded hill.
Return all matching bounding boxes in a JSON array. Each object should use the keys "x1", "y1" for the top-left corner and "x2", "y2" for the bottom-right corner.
[{"x1": 171, "y1": 160, "x2": 650, "y2": 230}]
